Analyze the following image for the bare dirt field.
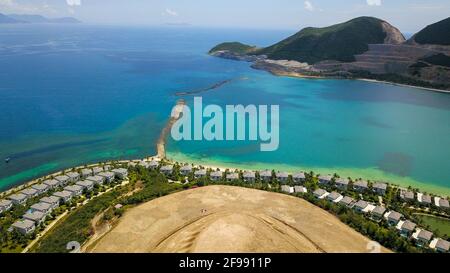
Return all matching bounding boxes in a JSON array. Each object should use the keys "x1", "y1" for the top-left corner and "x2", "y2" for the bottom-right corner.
[{"x1": 89, "y1": 186, "x2": 391, "y2": 253}]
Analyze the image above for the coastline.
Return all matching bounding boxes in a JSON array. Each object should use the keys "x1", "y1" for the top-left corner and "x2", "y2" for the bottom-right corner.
[{"x1": 166, "y1": 151, "x2": 450, "y2": 197}]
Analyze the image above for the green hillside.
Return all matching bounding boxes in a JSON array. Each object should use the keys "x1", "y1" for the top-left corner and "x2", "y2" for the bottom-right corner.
[
  {"x1": 209, "y1": 42, "x2": 257, "y2": 55},
  {"x1": 414, "y1": 17, "x2": 450, "y2": 45},
  {"x1": 256, "y1": 17, "x2": 391, "y2": 64}
]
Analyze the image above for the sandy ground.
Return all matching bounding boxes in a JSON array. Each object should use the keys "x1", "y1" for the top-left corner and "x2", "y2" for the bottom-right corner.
[{"x1": 89, "y1": 186, "x2": 390, "y2": 253}]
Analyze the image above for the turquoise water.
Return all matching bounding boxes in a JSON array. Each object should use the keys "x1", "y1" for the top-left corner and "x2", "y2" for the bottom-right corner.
[{"x1": 0, "y1": 24, "x2": 449, "y2": 194}]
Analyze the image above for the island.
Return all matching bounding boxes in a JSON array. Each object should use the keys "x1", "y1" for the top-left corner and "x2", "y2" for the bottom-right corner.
[
  {"x1": 209, "y1": 16, "x2": 450, "y2": 91},
  {"x1": 0, "y1": 13, "x2": 81, "y2": 24}
]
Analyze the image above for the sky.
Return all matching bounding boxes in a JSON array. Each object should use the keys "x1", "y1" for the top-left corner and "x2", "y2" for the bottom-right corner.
[{"x1": 0, "y1": 0, "x2": 449, "y2": 33}]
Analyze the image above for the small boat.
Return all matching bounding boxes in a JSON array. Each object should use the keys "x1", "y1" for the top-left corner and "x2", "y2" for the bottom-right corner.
[{"x1": 5, "y1": 158, "x2": 10, "y2": 164}]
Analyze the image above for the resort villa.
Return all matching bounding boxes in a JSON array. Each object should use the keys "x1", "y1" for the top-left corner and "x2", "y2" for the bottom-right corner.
[
  {"x1": 373, "y1": 182, "x2": 388, "y2": 195},
  {"x1": 76, "y1": 180, "x2": 94, "y2": 192},
  {"x1": 93, "y1": 167, "x2": 104, "y2": 175},
  {"x1": 112, "y1": 168, "x2": 128, "y2": 180},
  {"x1": 313, "y1": 188, "x2": 329, "y2": 199},
  {"x1": 194, "y1": 169, "x2": 207, "y2": 179},
  {"x1": 259, "y1": 170, "x2": 272, "y2": 182},
  {"x1": 160, "y1": 165, "x2": 174, "y2": 176},
  {"x1": 327, "y1": 192, "x2": 343, "y2": 203},
  {"x1": 21, "y1": 188, "x2": 38, "y2": 199},
  {"x1": 55, "y1": 175, "x2": 70, "y2": 186},
  {"x1": 386, "y1": 211, "x2": 403, "y2": 226},
  {"x1": 66, "y1": 172, "x2": 80, "y2": 183},
  {"x1": 294, "y1": 186, "x2": 307, "y2": 193},
  {"x1": 353, "y1": 200, "x2": 369, "y2": 213},
  {"x1": 413, "y1": 229, "x2": 434, "y2": 247},
  {"x1": 86, "y1": 175, "x2": 105, "y2": 185},
  {"x1": 8, "y1": 193, "x2": 28, "y2": 206},
  {"x1": 12, "y1": 219, "x2": 35, "y2": 235},
  {"x1": 81, "y1": 169, "x2": 93, "y2": 179},
  {"x1": 431, "y1": 238, "x2": 450, "y2": 253},
  {"x1": 399, "y1": 220, "x2": 417, "y2": 237},
  {"x1": 99, "y1": 172, "x2": 116, "y2": 183},
  {"x1": 180, "y1": 165, "x2": 193, "y2": 176},
  {"x1": 400, "y1": 190, "x2": 415, "y2": 202},
  {"x1": 23, "y1": 211, "x2": 46, "y2": 225},
  {"x1": 149, "y1": 160, "x2": 159, "y2": 169},
  {"x1": 43, "y1": 179, "x2": 61, "y2": 189},
  {"x1": 210, "y1": 171, "x2": 223, "y2": 182},
  {"x1": 64, "y1": 185, "x2": 84, "y2": 197},
  {"x1": 276, "y1": 172, "x2": 289, "y2": 183},
  {"x1": 335, "y1": 178, "x2": 349, "y2": 190},
  {"x1": 281, "y1": 185, "x2": 294, "y2": 194},
  {"x1": 353, "y1": 180, "x2": 369, "y2": 192},
  {"x1": 292, "y1": 173, "x2": 306, "y2": 184},
  {"x1": 243, "y1": 171, "x2": 256, "y2": 182},
  {"x1": 226, "y1": 173, "x2": 239, "y2": 182},
  {"x1": 371, "y1": 206, "x2": 387, "y2": 221},
  {"x1": 318, "y1": 175, "x2": 333, "y2": 185},
  {"x1": 31, "y1": 184, "x2": 49, "y2": 195},
  {"x1": 40, "y1": 196, "x2": 60, "y2": 210},
  {"x1": 0, "y1": 199, "x2": 13, "y2": 213},
  {"x1": 339, "y1": 196, "x2": 355, "y2": 207},
  {"x1": 30, "y1": 202, "x2": 52, "y2": 215},
  {"x1": 52, "y1": 191, "x2": 72, "y2": 203}
]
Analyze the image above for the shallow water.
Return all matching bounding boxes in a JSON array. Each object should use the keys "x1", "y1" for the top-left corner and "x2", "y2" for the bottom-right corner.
[{"x1": 0, "y1": 24, "x2": 449, "y2": 194}]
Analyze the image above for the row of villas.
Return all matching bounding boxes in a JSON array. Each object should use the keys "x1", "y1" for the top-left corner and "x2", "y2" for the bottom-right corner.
[
  {"x1": 309, "y1": 187, "x2": 449, "y2": 253},
  {"x1": 399, "y1": 189, "x2": 450, "y2": 209},
  {"x1": 1, "y1": 166, "x2": 128, "y2": 235}
]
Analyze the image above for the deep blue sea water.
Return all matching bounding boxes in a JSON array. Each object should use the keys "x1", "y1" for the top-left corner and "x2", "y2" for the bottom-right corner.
[{"x1": 0, "y1": 24, "x2": 449, "y2": 194}]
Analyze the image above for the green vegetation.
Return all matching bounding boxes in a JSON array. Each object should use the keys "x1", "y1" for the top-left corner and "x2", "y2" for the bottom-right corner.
[
  {"x1": 33, "y1": 167, "x2": 182, "y2": 253},
  {"x1": 256, "y1": 17, "x2": 390, "y2": 64},
  {"x1": 415, "y1": 214, "x2": 450, "y2": 239},
  {"x1": 209, "y1": 42, "x2": 258, "y2": 55},
  {"x1": 414, "y1": 17, "x2": 450, "y2": 45},
  {"x1": 420, "y1": 53, "x2": 450, "y2": 68}
]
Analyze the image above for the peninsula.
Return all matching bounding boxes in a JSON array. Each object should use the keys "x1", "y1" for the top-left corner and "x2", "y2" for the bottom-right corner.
[{"x1": 209, "y1": 17, "x2": 450, "y2": 91}]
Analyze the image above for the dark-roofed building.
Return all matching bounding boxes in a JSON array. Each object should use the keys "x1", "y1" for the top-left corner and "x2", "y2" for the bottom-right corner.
[
  {"x1": 21, "y1": 188, "x2": 38, "y2": 198},
  {"x1": 55, "y1": 175, "x2": 70, "y2": 186},
  {"x1": 87, "y1": 175, "x2": 105, "y2": 185},
  {"x1": 387, "y1": 211, "x2": 403, "y2": 225},
  {"x1": 52, "y1": 191, "x2": 72, "y2": 203},
  {"x1": 112, "y1": 168, "x2": 128, "y2": 179},
  {"x1": 439, "y1": 198, "x2": 449, "y2": 209},
  {"x1": 43, "y1": 179, "x2": 60, "y2": 189},
  {"x1": 373, "y1": 182, "x2": 388, "y2": 195},
  {"x1": 292, "y1": 173, "x2": 306, "y2": 184},
  {"x1": 326, "y1": 192, "x2": 343, "y2": 203},
  {"x1": 353, "y1": 200, "x2": 369, "y2": 213},
  {"x1": 194, "y1": 169, "x2": 207, "y2": 179},
  {"x1": 313, "y1": 189, "x2": 328, "y2": 199},
  {"x1": 99, "y1": 172, "x2": 115, "y2": 183},
  {"x1": 76, "y1": 180, "x2": 94, "y2": 192},
  {"x1": 0, "y1": 199, "x2": 13, "y2": 213},
  {"x1": 276, "y1": 172, "x2": 289, "y2": 183},
  {"x1": 416, "y1": 230, "x2": 433, "y2": 246},
  {"x1": 318, "y1": 175, "x2": 332, "y2": 185},
  {"x1": 66, "y1": 172, "x2": 80, "y2": 183},
  {"x1": 12, "y1": 219, "x2": 35, "y2": 235},
  {"x1": 421, "y1": 194, "x2": 432, "y2": 205},
  {"x1": 81, "y1": 169, "x2": 93, "y2": 179},
  {"x1": 434, "y1": 239, "x2": 450, "y2": 253},
  {"x1": 400, "y1": 220, "x2": 416, "y2": 236},
  {"x1": 259, "y1": 170, "x2": 272, "y2": 182},
  {"x1": 226, "y1": 173, "x2": 239, "y2": 182},
  {"x1": 23, "y1": 211, "x2": 46, "y2": 225},
  {"x1": 210, "y1": 171, "x2": 223, "y2": 181},
  {"x1": 64, "y1": 185, "x2": 84, "y2": 197},
  {"x1": 31, "y1": 184, "x2": 49, "y2": 195},
  {"x1": 400, "y1": 190, "x2": 415, "y2": 202},
  {"x1": 160, "y1": 165, "x2": 174, "y2": 176},
  {"x1": 180, "y1": 165, "x2": 193, "y2": 176},
  {"x1": 30, "y1": 202, "x2": 52, "y2": 215},
  {"x1": 353, "y1": 180, "x2": 369, "y2": 192},
  {"x1": 371, "y1": 206, "x2": 386, "y2": 220},
  {"x1": 93, "y1": 167, "x2": 104, "y2": 175},
  {"x1": 339, "y1": 196, "x2": 355, "y2": 207},
  {"x1": 8, "y1": 193, "x2": 28, "y2": 206},
  {"x1": 243, "y1": 171, "x2": 256, "y2": 182},
  {"x1": 335, "y1": 178, "x2": 349, "y2": 190},
  {"x1": 40, "y1": 196, "x2": 60, "y2": 209}
]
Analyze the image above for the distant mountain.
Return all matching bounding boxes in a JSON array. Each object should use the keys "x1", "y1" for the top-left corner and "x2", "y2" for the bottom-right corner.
[
  {"x1": 4, "y1": 14, "x2": 81, "y2": 24},
  {"x1": 0, "y1": 13, "x2": 25, "y2": 24},
  {"x1": 410, "y1": 17, "x2": 450, "y2": 45},
  {"x1": 209, "y1": 17, "x2": 450, "y2": 90}
]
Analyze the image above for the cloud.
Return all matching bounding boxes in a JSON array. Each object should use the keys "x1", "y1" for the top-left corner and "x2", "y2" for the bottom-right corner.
[
  {"x1": 163, "y1": 8, "x2": 178, "y2": 17},
  {"x1": 66, "y1": 0, "x2": 81, "y2": 6},
  {"x1": 367, "y1": 0, "x2": 382, "y2": 6},
  {"x1": 304, "y1": 1, "x2": 315, "y2": 12}
]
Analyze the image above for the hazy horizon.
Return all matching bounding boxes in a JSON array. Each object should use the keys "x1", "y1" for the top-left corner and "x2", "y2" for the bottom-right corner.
[{"x1": 0, "y1": 0, "x2": 449, "y2": 33}]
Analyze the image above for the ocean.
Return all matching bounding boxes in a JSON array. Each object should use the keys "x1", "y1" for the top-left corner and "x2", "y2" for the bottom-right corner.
[{"x1": 0, "y1": 24, "x2": 449, "y2": 194}]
